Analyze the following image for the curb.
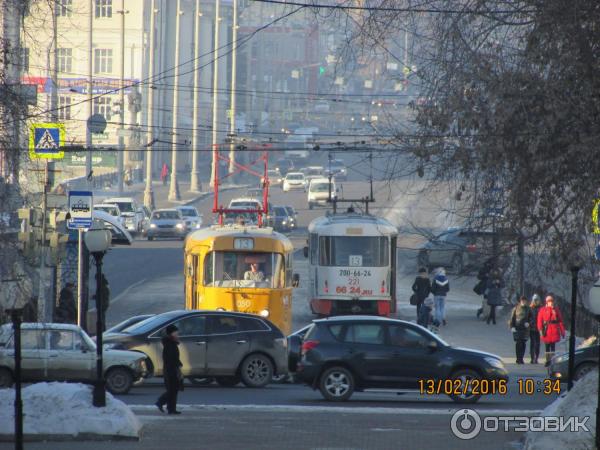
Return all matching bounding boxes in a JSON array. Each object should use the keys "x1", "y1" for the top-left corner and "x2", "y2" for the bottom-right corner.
[{"x1": 0, "y1": 433, "x2": 139, "y2": 442}]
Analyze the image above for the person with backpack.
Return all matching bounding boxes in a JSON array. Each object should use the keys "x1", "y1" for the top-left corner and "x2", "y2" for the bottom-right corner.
[
  {"x1": 411, "y1": 267, "x2": 431, "y2": 319},
  {"x1": 529, "y1": 294, "x2": 543, "y2": 364},
  {"x1": 510, "y1": 295, "x2": 533, "y2": 364},
  {"x1": 537, "y1": 295, "x2": 565, "y2": 366},
  {"x1": 431, "y1": 267, "x2": 449, "y2": 326},
  {"x1": 485, "y1": 275, "x2": 504, "y2": 325}
]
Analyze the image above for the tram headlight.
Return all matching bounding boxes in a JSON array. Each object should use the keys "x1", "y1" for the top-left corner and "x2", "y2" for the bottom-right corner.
[
  {"x1": 216, "y1": 307, "x2": 226, "y2": 311},
  {"x1": 259, "y1": 309, "x2": 270, "y2": 318}
]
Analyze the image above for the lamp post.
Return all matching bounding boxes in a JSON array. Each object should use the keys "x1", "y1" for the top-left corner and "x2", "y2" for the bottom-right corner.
[
  {"x1": 567, "y1": 264, "x2": 581, "y2": 391},
  {"x1": 84, "y1": 227, "x2": 112, "y2": 407},
  {"x1": 586, "y1": 278, "x2": 600, "y2": 450}
]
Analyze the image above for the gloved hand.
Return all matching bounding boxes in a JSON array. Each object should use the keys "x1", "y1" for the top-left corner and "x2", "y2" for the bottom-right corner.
[
  {"x1": 524, "y1": 323, "x2": 530, "y2": 328},
  {"x1": 511, "y1": 327, "x2": 517, "y2": 333}
]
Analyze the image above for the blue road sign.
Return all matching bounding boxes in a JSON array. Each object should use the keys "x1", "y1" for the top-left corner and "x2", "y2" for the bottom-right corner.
[
  {"x1": 29, "y1": 123, "x2": 65, "y2": 159},
  {"x1": 68, "y1": 190, "x2": 93, "y2": 230}
]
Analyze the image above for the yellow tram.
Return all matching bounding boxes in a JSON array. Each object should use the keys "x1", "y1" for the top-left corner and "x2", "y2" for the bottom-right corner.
[{"x1": 184, "y1": 224, "x2": 296, "y2": 334}]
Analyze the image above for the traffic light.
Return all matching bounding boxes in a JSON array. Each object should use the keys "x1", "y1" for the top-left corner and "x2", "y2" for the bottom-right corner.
[{"x1": 319, "y1": 66, "x2": 326, "y2": 76}]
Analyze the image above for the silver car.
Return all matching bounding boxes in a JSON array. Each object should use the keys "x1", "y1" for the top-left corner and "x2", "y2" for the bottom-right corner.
[
  {"x1": 147, "y1": 208, "x2": 187, "y2": 240},
  {"x1": 102, "y1": 310, "x2": 288, "y2": 388},
  {"x1": 176, "y1": 206, "x2": 203, "y2": 231},
  {"x1": 0, "y1": 323, "x2": 147, "y2": 394}
]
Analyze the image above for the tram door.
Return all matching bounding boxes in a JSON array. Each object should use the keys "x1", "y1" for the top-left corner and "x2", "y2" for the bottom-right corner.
[{"x1": 191, "y1": 255, "x2": 199, "y2": 308}]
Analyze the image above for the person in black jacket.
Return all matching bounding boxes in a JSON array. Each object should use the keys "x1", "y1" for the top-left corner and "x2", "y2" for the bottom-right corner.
[
  {"x1": 510, "y1": 296, "x2": 533, "y2": 364},
  {"x1": 412, "y1": 267, "x2": 431, "y2": 318},
  {"x1": 529, "y1": 294, "x2": 542, "y2": 364},
  {"x1": 156, "y1": 324, "x2": 183, "y2": 415},
  {"x1": 55, "y1": 282, "x2": 76, "y2": 323}
]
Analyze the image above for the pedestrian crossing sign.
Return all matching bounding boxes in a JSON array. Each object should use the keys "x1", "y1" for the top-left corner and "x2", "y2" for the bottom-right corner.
[{"x1": 29, "y1": 123, "x2": 65, "y2": 160}]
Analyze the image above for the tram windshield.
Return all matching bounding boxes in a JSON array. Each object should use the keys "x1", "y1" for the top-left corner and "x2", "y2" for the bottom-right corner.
[
  {"x1": 319, "y1": 236, "x2": 389, "y2": 267},
  {"x1": 204, "y1": 251, "x2": 285, "y2": 288}
]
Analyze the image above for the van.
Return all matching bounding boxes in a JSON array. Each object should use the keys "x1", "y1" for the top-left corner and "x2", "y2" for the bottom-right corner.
[{"x1": 307, "y1": 178, "x2": 336, "y2": 209}]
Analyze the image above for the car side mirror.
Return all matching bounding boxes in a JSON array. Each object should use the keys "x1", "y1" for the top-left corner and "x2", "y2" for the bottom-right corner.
[
  {"x1": 427, "y1": 341, "x2": 438, "y2": 352},
  {"x1": 292, "y1": 273, "x2": 300, "y2": 288}
]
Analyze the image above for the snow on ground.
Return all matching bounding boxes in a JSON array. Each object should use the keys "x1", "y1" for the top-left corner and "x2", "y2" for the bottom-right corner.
[
  {"x1": 524, "y1": 370, "x2": 596, "y2": 450},
  {"x1": 0, "y1": 383, "x2": 141, "y2": 439}
]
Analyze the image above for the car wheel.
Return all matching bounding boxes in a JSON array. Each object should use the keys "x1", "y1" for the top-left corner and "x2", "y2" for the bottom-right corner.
[
  {"x1": 417, "y1": 251, "x2": 429, "y2": 269},
  {"x1": 447, "y1": 368, "x2": 482, "y2": 404},
  {"x1": 451, "y1": 254, "x2": 464, "y2": 274},
  {"x1": 0, "y1": 368, "x2": 14, "y2": 388},
  {"x1": 319, "y1": 366, "x2": 355, "y2": 402},
  {"x1": 105, "y1": 367, "x2": 134, "y2": 395},
  {"x1": 188, "y1": 377, "x2": 214, "y2": 386},
  {"x1": 215, "y1": 376, "x2": 241, "y2": 387},
  {"x1": 240, "y1": 354, "x2": 273, "y2": 388},
  {"x1": 575, "y1": 362, "x2": 596, "y2": 381}
]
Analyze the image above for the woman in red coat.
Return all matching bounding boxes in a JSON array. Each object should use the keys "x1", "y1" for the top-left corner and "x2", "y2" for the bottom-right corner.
[{"x1": 536, "y1": 296, "x2": 565, "y2": 366}]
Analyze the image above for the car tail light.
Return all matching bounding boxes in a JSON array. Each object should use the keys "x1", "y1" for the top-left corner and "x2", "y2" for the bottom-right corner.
[
  {"x1": 324, "y1": 280, "x2": 329, "y2": 293},
  {"x1": 301, "y1": 340, "x2": 320, "y2": 356},
  {"x1": 466, "y1": 244, "x2": 477, "y2": 252}
]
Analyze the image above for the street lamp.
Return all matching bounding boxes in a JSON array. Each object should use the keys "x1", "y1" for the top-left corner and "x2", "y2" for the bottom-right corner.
[
  {"x1": 84, "y1": 227, "x2": 111, "y2": 407},
  {"x1": 567, "y1": 252, "x2": 585, "y2": 391},
  {"x1": 586, "y1": 279, "x2": 600, "y2": 450}
]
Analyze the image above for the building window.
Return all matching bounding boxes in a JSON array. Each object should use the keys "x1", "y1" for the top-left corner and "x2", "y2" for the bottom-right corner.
[
  {"x1": 20, "y1": 47, "x2": 29, "y2": 72},
  {"x1": 56, "y1": 0, "x2": 73, "y2": 17},
  {"x1": 95, "y1": 0, "x2": 112, "y2": 18},
  {"x1": 94, "y1": 49, "x2": 113, "y2": 74},
  {"x1": 57, "y1": 48, "x2": 73, "y2": 73},
  {"x1": 58, "y1": 96, "x2": 72, "y2": 120},
  {"x1": 94, "y1": 97, "x2": 112, "y2": 121}
]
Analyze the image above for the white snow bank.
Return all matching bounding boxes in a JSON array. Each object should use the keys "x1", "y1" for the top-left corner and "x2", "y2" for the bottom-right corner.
[
  {"x1": 0, "y1": 382, "x2": 141, "y2": 438},
  {"x1": 524, "y1": 370, "x2": 596, "y2": 450}
]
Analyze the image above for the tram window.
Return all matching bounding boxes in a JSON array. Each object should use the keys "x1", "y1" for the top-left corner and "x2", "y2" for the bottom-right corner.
[
  {"x1": 203, "y1": 251, "x2": 285, "y2": 288},
  {"x1": 309, "y1": 233, "x2": 318, "y2": 264},
  {"x1": 318, "y1": 236, "x2": 389, "y2": 267}
]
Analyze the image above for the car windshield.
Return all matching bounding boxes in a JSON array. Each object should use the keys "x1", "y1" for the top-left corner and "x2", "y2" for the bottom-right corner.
[
  {"x1": 122, "y1": 314, "x2": 172, "y2": 335},
  {"x1": 319, "y1": 236, "x2": 389, "y2": 267},
  {"x1": 112, "y1": 202, "x2": 134, "y2": 213},
  {"x1": 152, "y1": 211, "x2": 180, "y2": 220},
  {"x1": 231, "y1": 201, "x2": 260, "y2": 209},
  {"x1": 179, "y1": 208, "x2": 198, "y2": 217},
  {"x1": 95, "y1": 206, "x2": 118, "y2": 216},
  {"x1": 311, "y1": 183, "x2": 331, "y2": 192},
  {"x1": 274, "y1": 207, "x2": 287, "y2": 216},
  {"x1": 285, "y1": 207, "x2": 295, "y2": 215},
  {"x1": 224, "y1": 211, "x2": 259, "y2": 224},
  {"x1": 268, "y1": 170, "x2": 279, "y2": 176},
  {"x1": 307, "y1": 168, "x2": 322, "y2": 175},
  {"x1": 204, "y1": 251, "x2": 285, "y2": 288},
  {"x1": 287, "y1": 174, "x2": 303, "y2": 180}
]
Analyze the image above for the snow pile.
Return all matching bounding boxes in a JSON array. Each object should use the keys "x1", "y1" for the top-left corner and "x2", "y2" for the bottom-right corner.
[
  {"x1": 524, "y1": 370, "x2": 596, "y2": 450},
  {"x1": 0, "y1": 383, "x2": 140, "y2": 439}
]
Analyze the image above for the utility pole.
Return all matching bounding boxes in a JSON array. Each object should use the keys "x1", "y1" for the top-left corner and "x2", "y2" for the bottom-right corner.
[
  {"x1": 168, "y1": 0, "x2": 182, "y2": 201},
  {"x1": 228, "y1": 0, "x2": 238, "y2": 176},
  {"x1": 189, "y1": 0, "x2": 202, "y2": 193},
  {"x1": 117, "y1": 0, "x2": 126, "y2": 196},
  {"x1": 209, "y1": 0, "x2": 221, "y2": 188},
  {"x1": 86, "y1": 0, "x2": 93, "y2": 185},
  {"x1": 143, "y1": 0, "x2": 157, "y2": 209}
]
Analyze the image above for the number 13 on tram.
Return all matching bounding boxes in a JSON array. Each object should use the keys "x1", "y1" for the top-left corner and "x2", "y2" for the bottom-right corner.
[
  {"x1": 304, "y1": 213, "x2": 398, "y2": 316},
  {"x1": 184, "y1": 225, "x2": 297, "y2": 334}
]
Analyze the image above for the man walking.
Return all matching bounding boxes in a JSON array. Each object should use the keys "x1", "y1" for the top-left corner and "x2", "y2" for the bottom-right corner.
[{"x1": 156, "y1": 324, "x2": 183, "y2": 415}]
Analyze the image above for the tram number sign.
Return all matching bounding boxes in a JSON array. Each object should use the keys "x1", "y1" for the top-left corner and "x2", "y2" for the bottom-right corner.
[
  {"x1": 338, "y1": 269, "x2": 371, "y2": 277},
  {"x1": 349, "y1": 255, "x2": 362, "y2": 267}
]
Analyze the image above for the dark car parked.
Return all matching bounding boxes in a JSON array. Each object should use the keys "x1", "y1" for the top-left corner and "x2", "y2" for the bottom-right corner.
[
  {"x1": 102, "y1": 310, "x2": 288, "y2": 388},
  {"x1": 268, "y1": 206, "x2": 293, "y2": 232},
  {"x1": 417, "y1": 227, "x2": 512, "y2": 273},
  {"x1": 283, "y1": 206, "x2": 297, "y2": 230},
  {"x1": 548, "y1": 343, "x2": 599, "y2": 381},
  {"x1": 295, "y1": 316, "x2": 508, "y2": 403}
]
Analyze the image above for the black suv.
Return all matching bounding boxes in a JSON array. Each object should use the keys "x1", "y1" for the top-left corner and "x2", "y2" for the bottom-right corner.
[{"x1": 294, "y1": 316, "x2": 507, "y2": 403}]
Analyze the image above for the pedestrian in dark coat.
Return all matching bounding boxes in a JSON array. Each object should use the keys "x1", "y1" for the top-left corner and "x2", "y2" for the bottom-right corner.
[
  {"x1": 475, "y1": 260, "x2": 493, "y2": 319},
  {"x1": 510, "y1": 296, "x2": 532, "y2": 364},
  {"x1": 156, "y1": 324, "x2": 183, "y2": 414},
  {"x1": 55, "y1": 282, "x2": 76, "y2": 323},
  {"x1": 412, "y1": 267, "x2": 431, "y2": 319},
  {"x1": 537, "y1": 296, "x2": 565, "y2": 366},
  {"x1": 529, "y1": 294, "x2": 542, "y2": 364},
  {"x1": 485, "y1": 276, "x2": 503, "y2": 325}
]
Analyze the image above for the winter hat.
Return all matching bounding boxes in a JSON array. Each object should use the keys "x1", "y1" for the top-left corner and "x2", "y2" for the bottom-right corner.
[
  {"x1": 166, "y1": 324, "x2": 179, "y2": 335},
  {"x1": 532, "y1": 293, "x2": 541, "y2": 302},
  {"x1": 436, "y1": 267, "x2": 446, "y2": 276}
]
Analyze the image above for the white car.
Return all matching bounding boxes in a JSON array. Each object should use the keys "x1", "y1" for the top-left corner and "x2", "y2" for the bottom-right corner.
[
  {"x1": 300, "y1": 166, "x2": 324, "y2": 182},
  {"x1": 282, "y1": 172, "x2": 307, "y2": 192},
  {"x1": 176, "y1": 206, "x2": 203, "y2": 230},
  {"x1": 104, "y1": 197, "x2": 145, "y2": 233},
  {"x1": 307, "y1": 178, "x2": 336, "y2": 209},
  {"x1": 94, "y1": 204, "x2": 124, "y2": 225},
  {"x1": 228, "y1": 198, "x2": 263, "y2": 211}
]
